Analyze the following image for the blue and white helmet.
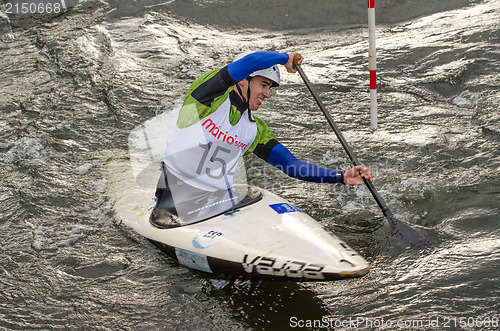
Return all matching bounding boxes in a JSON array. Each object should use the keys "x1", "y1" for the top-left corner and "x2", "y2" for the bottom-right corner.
[{"x1": 233, "y1": 51, "x2": 281, "y2": 87}]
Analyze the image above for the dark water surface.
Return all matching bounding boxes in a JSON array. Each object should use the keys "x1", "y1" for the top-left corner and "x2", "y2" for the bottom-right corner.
[{"x1": 1, "y1": 0, "x2": 499, "y2": 329}]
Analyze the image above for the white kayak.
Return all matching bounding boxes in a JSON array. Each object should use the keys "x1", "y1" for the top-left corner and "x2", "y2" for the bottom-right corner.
[
  {"x1": 113, "y1": 109, "x2": 370, "y2": 282},
  {"x1": 124, "y1": 185, "x2": 370, "y2": 281}
]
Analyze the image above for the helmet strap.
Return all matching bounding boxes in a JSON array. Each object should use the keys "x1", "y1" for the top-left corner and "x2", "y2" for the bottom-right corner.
[{"x1": 235, "y1": 77, "x2": 255, "y2": 122}]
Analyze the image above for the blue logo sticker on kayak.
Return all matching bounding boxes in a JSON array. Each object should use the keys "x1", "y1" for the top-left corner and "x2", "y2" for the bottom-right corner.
[{"x1": 269, "y1": 203, "x2": 303, "y2": 214}]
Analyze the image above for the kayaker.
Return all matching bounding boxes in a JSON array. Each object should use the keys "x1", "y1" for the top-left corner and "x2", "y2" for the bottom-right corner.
[{"x1": 152, "y1": 51, "x2": 372, "y2": 227}]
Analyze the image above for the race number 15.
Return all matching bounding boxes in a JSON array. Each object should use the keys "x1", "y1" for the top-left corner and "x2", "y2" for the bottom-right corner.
[{"x1": 196, "y1": 142, "x2": 237, "y2": 180}]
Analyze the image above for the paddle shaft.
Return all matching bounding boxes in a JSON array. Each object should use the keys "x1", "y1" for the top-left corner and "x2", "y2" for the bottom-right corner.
[{"x1": 295, "y1": 64, "x2": 393, "y2": 219}]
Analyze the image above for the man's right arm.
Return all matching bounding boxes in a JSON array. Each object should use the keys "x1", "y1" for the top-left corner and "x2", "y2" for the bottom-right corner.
[
  {"x1": 190, "y1": 67, "x2": 236, "y2": 106},
  {"x1": 191, "y1": 51, "x2": 289, "y2": 106}
]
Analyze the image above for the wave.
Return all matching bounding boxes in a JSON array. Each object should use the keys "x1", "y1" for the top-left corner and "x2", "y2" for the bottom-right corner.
[{"x1": 104, "y1": 0, "x2": 478, "y2": 28}]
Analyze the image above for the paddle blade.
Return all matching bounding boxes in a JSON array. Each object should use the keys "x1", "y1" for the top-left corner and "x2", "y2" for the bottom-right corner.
[{"x1": 387, "y1": 215, "x2": 433, "y2": 250}]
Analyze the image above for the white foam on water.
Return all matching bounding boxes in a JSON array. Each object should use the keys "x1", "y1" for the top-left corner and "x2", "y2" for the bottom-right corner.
[
  {"x1": 453, "y1": 90, "x2": 479, "y2": 108},
  {"x1": 75, "y1": 164, "x2": 93, "y2": 175},
  {"x1": 32, "y1": 224, "x2": 89, "y2": 251},
  {"x1": 127, "y1": 104, "x2": 181, "y2": 187},
  {"x1": 3, "y1": 135, "x2": 46, "y2": 165}
]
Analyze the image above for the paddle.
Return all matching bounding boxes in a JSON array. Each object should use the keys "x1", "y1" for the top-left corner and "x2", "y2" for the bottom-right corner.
[{"x1": 293, "y1": 55, "x2": 432, "y2": 250}]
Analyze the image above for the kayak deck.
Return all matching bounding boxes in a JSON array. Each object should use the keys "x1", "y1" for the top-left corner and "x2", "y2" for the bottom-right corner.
[{"x1": 127, "y1": 186, "x2": 370, "y2": 282}]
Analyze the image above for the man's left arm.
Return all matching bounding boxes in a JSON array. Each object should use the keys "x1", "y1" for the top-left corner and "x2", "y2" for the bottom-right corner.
[{"x1": 265, "y1": 143, "x2": 345, "y2": 184}]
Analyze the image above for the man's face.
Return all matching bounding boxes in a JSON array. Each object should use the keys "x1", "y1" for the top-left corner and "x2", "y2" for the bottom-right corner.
[{"x1": 238, "y1": 76, "x2": 273, "y2": 111}]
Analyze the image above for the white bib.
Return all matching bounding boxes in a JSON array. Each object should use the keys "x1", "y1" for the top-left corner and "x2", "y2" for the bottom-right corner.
[{"x1": 162, "y1": 98, "x2": 257, "y2": 191}]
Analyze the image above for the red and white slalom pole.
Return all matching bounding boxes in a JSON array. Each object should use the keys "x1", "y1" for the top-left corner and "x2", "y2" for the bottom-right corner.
[{"x1": 368, "y1": 0, "x2": 377, "y2": 130}]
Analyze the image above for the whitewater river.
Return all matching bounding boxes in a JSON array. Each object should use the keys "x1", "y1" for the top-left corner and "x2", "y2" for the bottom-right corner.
[{"x1": 1, "y1": 0, "x2": 499, "y2": 329}]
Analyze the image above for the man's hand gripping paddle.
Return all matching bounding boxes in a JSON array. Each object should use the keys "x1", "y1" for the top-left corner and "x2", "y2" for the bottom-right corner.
[{"x1": 293, "y1": 54, "x2": 432, "y2": 250}]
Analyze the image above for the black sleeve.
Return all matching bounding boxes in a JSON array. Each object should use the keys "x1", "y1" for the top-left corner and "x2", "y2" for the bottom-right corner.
[
  {"x1": 253, "y1": 138, "x2": 280, "y2": 162},
  {"x1": 191, "y1": 66, "x2": 238, "y2": 106}
]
